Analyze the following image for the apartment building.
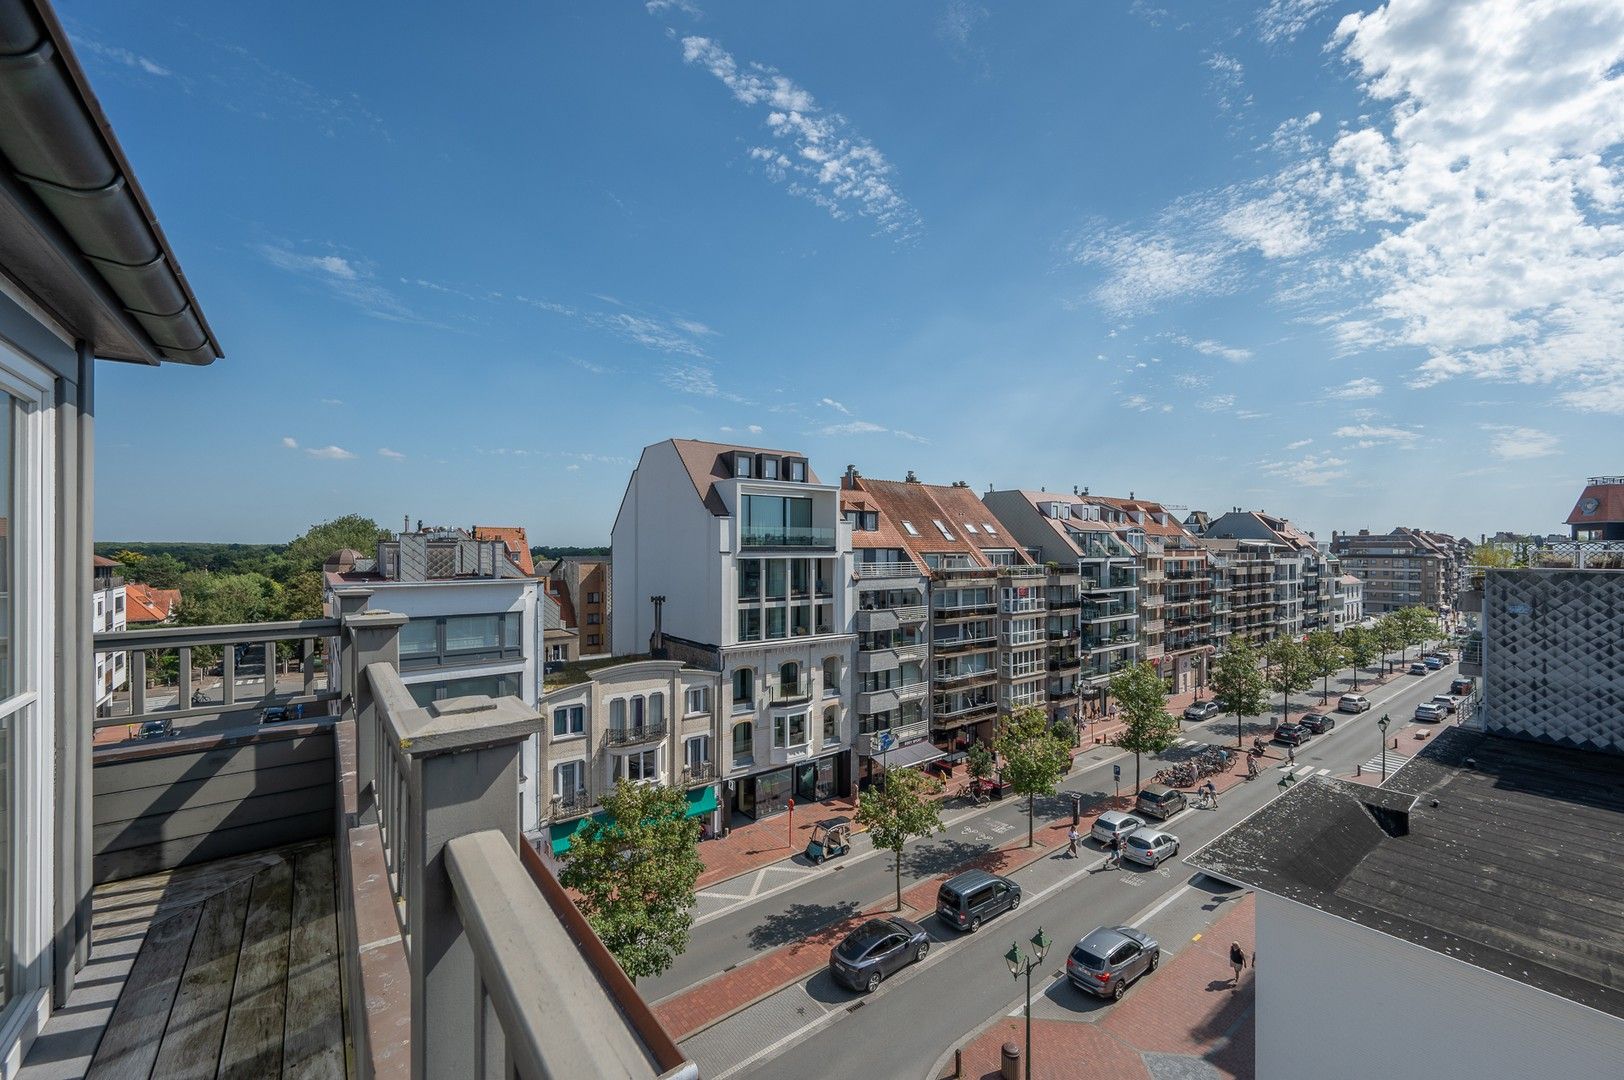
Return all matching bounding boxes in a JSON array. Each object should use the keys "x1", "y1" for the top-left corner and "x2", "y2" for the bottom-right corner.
[
  {"x1": 984, "y1": 490, "x2": 1140, "y2": 717},
  {"x1": 1331, "y1": 527, "x2": 1467, "y2": 615},
  {"x1": 1334, "y1": 573, "x2": 1365, "y2": 628},
  {"x1": 324, "y1": 525, "x2": 545, "y2": 831},
  {"x1": 842, "y1": 472, "x2": 1048, "y2": 753},
  {"x1": 539, "y1": 659, "x2": 724, "y2": 855},
  {"x1": 612, "y1": 440, "x2": 856, "y2": 819},
  {"x1": 1196, "y1": 510, "x2": 1317, "y2": 638},
  {"x1": 1567, "y1": 476, "x2": 1624, "y2": 542},
  {"x1": 1197, "y1": 538, "x2": 1279, "y2": 648},
  {"x1": 92, "y1": 557, "x2": 127, "y2": 716},
  {"x1": 542, "y1": 592, "x2": 580, "y2": 666},
  {"x1": 547, "y1": 555, "x2": 612, "y2": 656}
]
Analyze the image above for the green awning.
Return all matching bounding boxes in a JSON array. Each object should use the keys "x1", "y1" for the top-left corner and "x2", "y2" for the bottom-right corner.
[{"x1": 685, "y1": 784, "x2": 719, "y2": 818}]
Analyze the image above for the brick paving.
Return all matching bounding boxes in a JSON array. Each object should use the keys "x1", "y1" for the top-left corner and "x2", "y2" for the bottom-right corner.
[
  {"x1": 951, "y1": 894, "x2": 1258, "y2": 1080},
  {"x1": 695, "y1": 795, "x2": 858, "y2": 890}
]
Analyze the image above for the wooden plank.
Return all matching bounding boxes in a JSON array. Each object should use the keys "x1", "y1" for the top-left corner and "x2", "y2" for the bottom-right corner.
[
  {"x1": 93, "y1": 735, "x2": 333, "y2": 796},
  {"x1": 218, "y1": 859, "x2": 294, "y2": 1080},
  {"x1": 94, "y1": 810, "x2": 335, "y2": 885},
  {"x1": 282, "y1": 844, "x2": 345, "y2": 1080},
  {"x1": 94, "y1": 785, "x2": 335, "y2": 856},
  {"x1": 148, "y1": 879, "x2": 252, "y2": 1080},
  {"x1": 95, "y1": 760, "x2": 336, "y2": 825},
  {"x1": 86, "y1": 904, "x2": 201, "y2": 1079}
]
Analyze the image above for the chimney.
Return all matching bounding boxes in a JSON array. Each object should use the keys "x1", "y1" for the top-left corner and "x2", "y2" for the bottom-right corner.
[
  {"x1": 843, "y1": 464, "x2": 859, "y2": 489},
  {"x1": 1072, "y1": 485, "x2": 1079, "y2": 496},
  {"x1": 403, "y1": 514, "x2": 410, "y2": 534},
  {"x1": 905, "y1": 470, "x2": 919, "y2": 483},
  {"x1": 649, "y1": 595, "x2": 667, "y2": 658},
  {"x1": 416, "y1": 519, "x2": 423, "y2": 532},
  {"x1": 1129, "y1": 491, "x2": 1135, "y2": 500}
]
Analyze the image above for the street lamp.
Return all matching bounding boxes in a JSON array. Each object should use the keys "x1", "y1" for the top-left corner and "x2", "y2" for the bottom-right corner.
[
  {"x1": 1005, "y1": 928, "x2": 1052, "y2": 1080},
  {"x1": 1377, "y1": 713, "x2": 1390, "y2": 781}
]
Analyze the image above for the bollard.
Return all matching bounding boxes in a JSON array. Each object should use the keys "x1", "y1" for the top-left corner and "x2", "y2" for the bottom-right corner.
[{"x1": 1001, "y1": 1041, "x2": 1021, "y2": 1080}]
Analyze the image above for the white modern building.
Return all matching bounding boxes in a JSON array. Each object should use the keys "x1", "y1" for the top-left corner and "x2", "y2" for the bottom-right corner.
[
  {"x1": 324, "y1": 526, "x2": 547, "y2": 832},
  {"x1": 1192, "y1": 729, "x2": 1624, "y2": 1080},
  {"x1": 1333, "y1": 572, "x2": 1364, "y2": 629},
  {"x1": 91, "y1": 556, "x2": 126, "y2": 715},
  {"x1": 612, "y1": 439, "x2": 857, "y2": 819}
]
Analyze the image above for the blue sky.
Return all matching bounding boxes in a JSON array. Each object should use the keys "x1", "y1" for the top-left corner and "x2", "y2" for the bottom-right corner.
[{"x1": 71, "y1": 1, "x2": 1624, "y2": 544}]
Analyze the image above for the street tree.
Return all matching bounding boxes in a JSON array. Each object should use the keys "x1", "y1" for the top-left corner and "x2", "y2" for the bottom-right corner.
[
  {"x1": 1340, "y1": 625, "x2": 1379, "y2": 689},
  {"x1": 1375, "y1": 616, "x2": 1406, "y2": 675},
  {"x1": 1210, "y1": 641, "x2": 1268, "y2": 750},
  {"x1": 1473, "y1": 543, "x2": 1521, "y2": 568},
  {"x1": 857, "y1": 765, "x2": 944, "y2": 911},
  {"x1": 1262, "y1": 636, "x2": 1314, "y2": 725},
  {"x1": 1108, "y1": 662, "x2": 1181, "y2": 791},
  {"x1": 1402, "y1": 605, "x2": 1441, "y2": 659},
  {"x1": 994, "y1": 706, "x2": 1073, "y2": 848},
  {"x1": 559, "y1": 779, "x2": 704, "y2": 981},
  {"x1": 965, "y1": 741, "x2": 995, "y2": 785},
  {"x1": 284, "y1": 514, "x2": 389, "y2": 571},
  {"x1": 1302, "y1": 628, "x2": 1346, "y2": 704}
]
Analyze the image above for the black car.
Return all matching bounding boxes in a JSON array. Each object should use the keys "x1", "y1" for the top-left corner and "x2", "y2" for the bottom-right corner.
[
  {"x1": 1299, "y1": 713, "x2": 1336, "y2": 734},
  {"x1": 1273, "y1": 721, "x2": 1310, "y2": 746},
  {"x1": 260, "y1": 705, "x2": 292, "y2": 724},
  {"x1": 830, "y1": 917, "x2": 930, "y2": 993},
  {"x1": 1182, "y1": 700, "x2": 1221, "y2": 722}
]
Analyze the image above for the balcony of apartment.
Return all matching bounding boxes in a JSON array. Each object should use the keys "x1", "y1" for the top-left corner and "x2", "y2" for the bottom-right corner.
[
  {"x1": 933, "y1": 693, "x2": 998, "y2": 724},
  {"x1": 1000, "y1": 594, "x2": 1047, "y2": 615},
  {"x1": 931, "y1": 596, "x2": 998, "y2": 620},
  {"x1": 1140, "y1": 568, "x2": 1166, "y2": 583},
  {"x1": 741, "y1": 524, "x2": 837, "y2": 549},
  {"x1": 857, "y1": 679, "x2": 929, "y2": 714},
  {"x1": 854, "y1": 559, "x2": 921, "y2": 580},
  {"x1": 606, "y1": 718, "x2": 670, "y2": 747},
  {"x1": 856, "y1": 642, "x2": 926, "y2": 673},
  {"x1": 855, "y1": 716, "x2": 931, "y2": 757},
  {"x1": 931, "y1": 565, "x2": 997, "y2": 583},
  {"x1": 1047, "y1": 648, "x2": 1082, "y2": 672},
  {"x1": 1001, "y1": 626, "x2": 1045, "y2": 647},
  {"x1": 1046, "y1": 590, "x2": 1082, "y2": 609},
  {"x1": 769, "y1": 674, "x2": 816, "y2": 706},
  {"x1": 934, "y1": 665, "x2": 998, "y2": 691},
  {"x1": 551, "y1": 784, "x2": 599, "y2": 821},
  {"x1": 1141, "y1": 618, "x2": 1166, "y2": 634},
  {"x1": 64, "y1": 605, "x2": 692, "y2": 1080},
  {"x1": 1045, "y1": 568, "x2": 1084, "y2": 588}
]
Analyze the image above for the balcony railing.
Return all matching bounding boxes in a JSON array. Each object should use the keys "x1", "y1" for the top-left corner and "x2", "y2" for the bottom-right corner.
[
  {"x1": 855, "y1": 560, "x2": 920, "y2": 578},
  {"x1": 682, "y1": 761, "x2": 716, "y2": 785},
  {"x1": 606, "y1": 719, "x2": 669, "y2": 746},
  {"x1": 551, "y1": 788, "x2": 597, "y2": 819},
  {"x1": 856, "y1": 717, "x2": 931, "y2": 756},
  {"x1": 893, "y1": 604, "x2": 928, "y2": 622},
  {"x1": 741, "y1": 524, "x2": 836, "y2": 548}
]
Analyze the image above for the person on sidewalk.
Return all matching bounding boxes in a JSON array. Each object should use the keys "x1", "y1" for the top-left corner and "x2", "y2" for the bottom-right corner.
[
  {"x1": 1287, "y1": 743, "x2": 1296, "y2": 765},
  {"x1": 1246, "y1": 755, "x2": 1259, "y2": 780},
  {"x1": 1067, "y1": 827, "x2": 1080, "y2": 858},
  {"x1": 1229, "y1": 941, "x2": 1247, "y2": 989},
  {"x1": 1201, "y1": 779, "x2": 1218, "y2": 808}
]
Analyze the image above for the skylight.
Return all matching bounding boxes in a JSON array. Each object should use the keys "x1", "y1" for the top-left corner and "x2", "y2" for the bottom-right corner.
[
  {"x1": 933, "y1": 519, "x2": 954, "y2": 540},
  {"x1": 901, "y1": 520, "x2": 920, "y2": 536}
]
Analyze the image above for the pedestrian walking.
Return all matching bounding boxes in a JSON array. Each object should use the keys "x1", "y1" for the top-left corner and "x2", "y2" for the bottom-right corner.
[
  {"x1": 1287, "y1": 743, "x2": 1296, "y2": 765},
  {"x1": 1067, "y1": 827, "x2": 1080, "y2": 858},
  {"x1": 1229, "y1": 941, "x2": 1247, "y2": 989},
  {"x1": 1107, "y1": 833, "x2": 1123, "y2": 869},
  {"x1": 1246, "y1": 756, "x2": 1259, "y2": 780}
]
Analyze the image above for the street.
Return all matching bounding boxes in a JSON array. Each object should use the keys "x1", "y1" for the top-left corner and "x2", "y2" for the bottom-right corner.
[{"x1": 670, "y1": 659, "x2": 1461, "y2": 1079}]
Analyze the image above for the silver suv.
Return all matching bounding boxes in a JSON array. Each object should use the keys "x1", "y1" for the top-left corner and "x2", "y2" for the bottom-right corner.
[
  {"x1": 1066, "y1": 925, "x2": 1161, "y2": 1000},
  {"x1": 1091, "y1": 811, "x2": 1145, "y2": 846}
]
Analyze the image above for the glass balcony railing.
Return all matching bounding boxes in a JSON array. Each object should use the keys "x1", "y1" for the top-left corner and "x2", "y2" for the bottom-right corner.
[{"x1": 741, "y1": 525, "x2": 836, "y2": 548}]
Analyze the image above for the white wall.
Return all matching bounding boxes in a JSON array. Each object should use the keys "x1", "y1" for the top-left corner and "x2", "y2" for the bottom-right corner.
[{"x1": 1256, "y1": 892, "x2": 1624, "y2": 1080}]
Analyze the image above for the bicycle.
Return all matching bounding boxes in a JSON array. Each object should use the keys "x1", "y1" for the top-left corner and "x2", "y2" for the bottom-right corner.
[{"x1": 957, "y1": 778, "x2": 990, "y2": 806}]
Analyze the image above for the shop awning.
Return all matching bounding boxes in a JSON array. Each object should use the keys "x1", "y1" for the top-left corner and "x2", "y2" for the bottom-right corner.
[
  {"x1": 550, "y1": 787, "x2": 717, "y2": 856},
  {"x1": 874, "y1": 740, "x2": 946, "y2": 771},
  {"x1": 685, "y1": 784, "x2": 719, "y2": 818}
]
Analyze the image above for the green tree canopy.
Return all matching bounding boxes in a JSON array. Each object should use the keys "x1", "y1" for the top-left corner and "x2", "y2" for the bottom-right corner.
[
  {"x1": 114, "y1": 549, "x2": 186, "y2": 589},
  {"x1": 995, "y1": 707, "x2": 1073, "y2": 848},
  {"x1": 856, "y1": 766, "x2": 944, "y2": 911},
  {"x1": 176, "y1": 570, "x2": 283, "y2": 627},
  {"x1": 1210, "y1": 641, "x2": 1268, "y2": 749},
  {"x1": 1375, "y1": 616, "x2": 1407, "y2": 673},
  {"x1": 965, "y1": 742, "x2": 995, "y2": 783},
  {"x1": 1340, "y1": 625, "x2": 1379, "y2": 690},
  {"x1": 1302, "y1": 628, "x2": 1346, "y2": 704},
  {"x1": 1262, "y1": 637, "x2": 1314, "y2": 723},
  {"x1": 558, "y1": 780, "x2": 704, "y2": 982},
  {"x1": 284, "y1": 515, "x2": 389, "y2": 571},
  {"x1": 1397, "y1": 605, "x2": 1440, "y2": 659},
  {"x1": 1109, "y1": 661, "x2": 1181, "y2": 790}
]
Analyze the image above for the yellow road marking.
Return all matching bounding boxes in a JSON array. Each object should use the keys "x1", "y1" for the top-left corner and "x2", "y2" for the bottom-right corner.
[{"x1": 1192, "y1": 933, "x2": 1202, "y2": 942}]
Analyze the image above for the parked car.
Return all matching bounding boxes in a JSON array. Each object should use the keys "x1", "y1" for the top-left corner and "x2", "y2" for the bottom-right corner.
[
  {"x1": 1338, "y1": 693, "x2": 1371, "y2": 714},
  {"x1": 1182, "y1": 700, "x2": 1221, "y2": 722},
  {"x1": 1300, "y1": 713, "x2": 1336, "y2": 734},
  {"x1": 1450, "y1": 677, "x2": 1475, "y2": 696},
  {"x1": 137, "y1": 719, "x2": 174, "y2": 740},
  {"x1": 1408, "y1": 662, "x2": 1429, "y2": 676},
  {"x1": 1430, "y1": 694, "x2": 1460, "y2": 714},
  {"x1": 260, "y1": 705, "x2": 292, "y2": 724},
  {"x1": 1134, "y1": 784, "x2": 1187, "y2": 821},
  {"x1": 1273, "y1": 720, "x2": 1310, "y2": 746},
  {"x1": 1091, "y1": 810, "x2": 1145, "y2": 846},
  {"x1": 1414, "y1": 702, "x2": 1447, "y2": 722},
  {"x1": 936, "y1": 870, "x2": 1020, "y2": 933},
  {"x1": 1066, "y1": 926, "x2": 1161, "y2": 1000},
  {"x1": 1423, "y1": 655, "x2": 1444, "y2": 670},
  {"x1": 1122, "y1": 829, "x2": 1180, "y2": 868},
  {"x1": 829, "y1": 917, "x2": 930, "y2": 993}
]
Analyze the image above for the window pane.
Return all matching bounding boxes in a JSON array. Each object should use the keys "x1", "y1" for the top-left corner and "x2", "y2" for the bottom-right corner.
[
  {"x1": 445, "y1": 614, "x2": 501, "y2": 652},
  {"x1": 400, "y1": 619, "x2": 439, "y2": 657}
]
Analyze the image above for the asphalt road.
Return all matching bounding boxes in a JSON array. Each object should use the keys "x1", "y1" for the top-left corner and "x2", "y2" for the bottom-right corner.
[{"x1": 704, "y1": 660, "x2": 1462, "y2": 1080}]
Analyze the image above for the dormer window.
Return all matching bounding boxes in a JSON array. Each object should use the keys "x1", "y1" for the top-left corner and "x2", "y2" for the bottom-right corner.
[
  {"x1": 760, "y1": 455, "x2": 780, "y2": 480},
  {"x1": 786, "y1": 458, "x2": 807, "y2": 482},
  {"x1": 734, "y1": 452, "x2": 753, "y2": 478}
]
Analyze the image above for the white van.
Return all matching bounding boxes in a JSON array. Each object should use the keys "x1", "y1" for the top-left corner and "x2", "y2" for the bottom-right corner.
[{"x1": 1338, "y1": 693, "x2": 1371, "y2": 714}]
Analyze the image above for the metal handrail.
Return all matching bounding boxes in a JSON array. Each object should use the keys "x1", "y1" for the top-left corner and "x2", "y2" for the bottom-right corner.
[{"x1": 606, "y1": 720, "x2": 669, "y2": 746}]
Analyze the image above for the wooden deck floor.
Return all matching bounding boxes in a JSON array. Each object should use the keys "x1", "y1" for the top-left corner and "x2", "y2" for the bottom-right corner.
[{"x1": 20, "y1": 840, "x2": 346, "y2": 1080}]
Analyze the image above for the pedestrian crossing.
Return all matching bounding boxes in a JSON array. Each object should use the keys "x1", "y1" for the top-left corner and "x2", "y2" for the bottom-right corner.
[{"x1": 1362, "y1": 751, "x2": 1409, "y2": 778}]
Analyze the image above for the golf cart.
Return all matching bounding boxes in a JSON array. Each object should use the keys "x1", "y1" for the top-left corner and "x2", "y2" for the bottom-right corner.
[{"x1": 805, "y1": 817, "x2": 853, "y2": 864}]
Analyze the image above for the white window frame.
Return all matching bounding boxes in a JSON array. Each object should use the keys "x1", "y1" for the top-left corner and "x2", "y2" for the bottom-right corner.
[
  {"x1": 553, "y1": 760, "x2": 585, "y2": 798},
  {"x1": 684, "y1": 735, "x2": 710, "y2": 770},
  {"x1": 616, "y1": 747, "x2": 660, "y2": 784},
  {"x1": 685, "y1": 685, "x2": 711, "y2": 715},
  {"x1": 551, "y1": 704, "x2": 585, "y2": 739},
  {"x1": 0, "y1": 344, "x2": 56, "y2": 1050}
]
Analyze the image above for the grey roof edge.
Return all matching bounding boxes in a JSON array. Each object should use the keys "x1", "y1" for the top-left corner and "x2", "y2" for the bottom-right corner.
[{"x1": 0, "y1": 0, "x2": 222, "y2": 364}]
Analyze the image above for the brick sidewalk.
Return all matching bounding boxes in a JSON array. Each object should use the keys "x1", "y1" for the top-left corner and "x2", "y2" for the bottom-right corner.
[
  {"x1": 695, "y1": 795, "x2": 858, "y2": 890},
  {"x1": 948, "y1": 894, "x2": 1258, "y2": 1080}
]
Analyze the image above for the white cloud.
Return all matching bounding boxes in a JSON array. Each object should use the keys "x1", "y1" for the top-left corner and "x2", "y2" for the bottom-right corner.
[
  {"x1": 320, "y1": 397, "x2": 344, "y2": 406},
  {"x1": 1069, "y1": 227, "x2": 1233, "y2": 315},
  {"x1": 646, "y1": 0, "x2": 702, "y2": 15},
  {"x1": 1172, "y1": 335, "x2": 1253, "y2": 363},
  {"x1": 1197, "y1": 394, "x2": 1237, "y2": 411},
  {"x1": 1258, "y1": 452, "x2": 1347, "y2": 486},
  {"x1": 569, "y1": 357, "x2": 611, "y2": 375},
  {"x1": 280, "y1": 436, "x2": 299, "y2": 450},
  {"x1": 258, "y1": 244, "x2": 422, "y2": 322},
  {"x1": 566, "y1": 463, "x2": 581, "y2": 471},
  {"x1": 378, "y1": 448, "x2": 405, "y2": 459},
  {"x1": 719, "y1": 424, "x2": 765, "y2": 435},
  {"x1": 1480, "y1": 424, "x2": 1561, "y2": 460},
  {"x1": 1234, "y1": 410, "x2": 1270, "y2": 421},
  {"x1": 1173, "y1": 372, "x2": 1210, "y2": 390},
  {"x1": 75, "y1": 38, "x2": 171, "y2": 77},
  {"x1": 1257, "y1": 0, "x2": 1334, "y2": 44},
  {"x1": 678, "y1": 36, "x2": 921, "y2": 240},
  {"x1": 1323, "y1": 377, "x2": 1383, "y2": 399},
  {"x1": 819, "y1": 397, "x2": 851, "y2": 414},
  {"x1": 1205, "y1": 52, "x2": 1249, "y2": 113},
  {"x1": 819, "y1": 420, "x2": 886, "y2": 435},
  {"x1": 1285, "y1": 438, "x2": 1313, "y2": 449},
  {"x1": 305, "y1": 445, "x2": 356, "y2": 460},
  {"x1": 1333, "y1": 423, "x2": 1420, "y2": 446}
]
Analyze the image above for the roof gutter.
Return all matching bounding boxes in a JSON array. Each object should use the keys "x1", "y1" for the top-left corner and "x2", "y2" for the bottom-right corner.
[{"x1": 0, "y1": 0, "x2": 221, "y2": 364}]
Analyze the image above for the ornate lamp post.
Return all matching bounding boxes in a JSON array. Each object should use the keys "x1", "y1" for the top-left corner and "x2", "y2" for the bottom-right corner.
[
  {"x1": 1005, "y1": 928, "x2": 1052, "y2": 1079},
  {"x1": 1377, "y1": 713, "x2": 1391, "y2": 781}
]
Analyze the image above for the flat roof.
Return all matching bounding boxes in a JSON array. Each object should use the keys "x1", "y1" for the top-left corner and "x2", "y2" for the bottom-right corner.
[{"x1": 1190, "y1": 727, "x2": 1624, "y2": 1019}]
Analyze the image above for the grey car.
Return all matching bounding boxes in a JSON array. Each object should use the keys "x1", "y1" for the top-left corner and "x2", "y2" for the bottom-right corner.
[
  {"x1": 829, "y1": 916, "x2": 930, "y2": 993},
  {"x1": 1066, "y1": 925, "x2": 1161, "y2": 1000},
  {"x1": 1183, "y1": 700, "x2": 1221, "y2": 722},
  {"x1": 1091, "y1": 810, "x2": 1145, "y2": 846}
]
